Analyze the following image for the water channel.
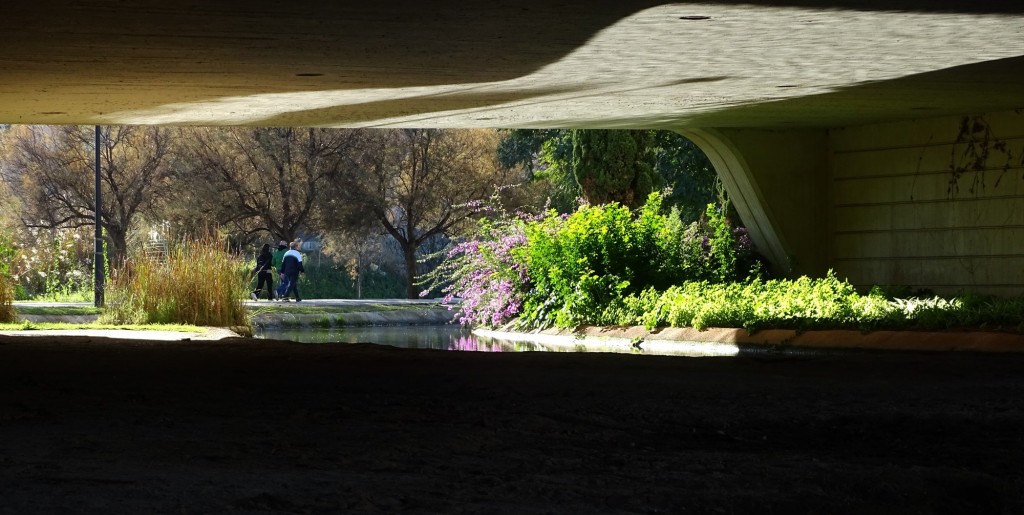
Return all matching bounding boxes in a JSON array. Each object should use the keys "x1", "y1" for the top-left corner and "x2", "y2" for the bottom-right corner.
[
  {"x1": 254, "y1": 325, "x2": 744, "y2": 356},
  {"x1": 257, "y1": 325, "x2": 557, "y2": 352}
]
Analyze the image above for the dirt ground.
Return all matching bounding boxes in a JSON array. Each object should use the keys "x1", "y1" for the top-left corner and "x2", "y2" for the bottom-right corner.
[{"x1": 1, "y1": 335, "x2": 1023, "y2": 514}]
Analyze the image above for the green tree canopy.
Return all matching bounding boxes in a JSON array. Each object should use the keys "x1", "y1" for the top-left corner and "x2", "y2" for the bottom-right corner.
[
  {"x1": 570, "y1": 129, "x2": 656, "y2": 210},
  {"x1": 650, "y1": 131, "x2": 719, "y2": 223},
  {"x1": 498, "y1": 129, "x2": 717, "y2": 219}
]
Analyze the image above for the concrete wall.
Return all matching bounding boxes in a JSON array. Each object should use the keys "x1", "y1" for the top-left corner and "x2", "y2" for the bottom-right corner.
[
  {"x1": 681, "y1": 128, "x2": 831, "y2": 277},
  {"x1": 685, "y1": 110, "x2": 1024, "y2": 296},
  {"x1": 828, "y1": 110, "x2": 1024, "y2": 295}
]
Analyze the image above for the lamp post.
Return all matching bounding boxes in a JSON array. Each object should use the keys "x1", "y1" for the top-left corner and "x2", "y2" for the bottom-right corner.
[{"x1": 94, "y1": 126, "x2": 104, "y2": 307}]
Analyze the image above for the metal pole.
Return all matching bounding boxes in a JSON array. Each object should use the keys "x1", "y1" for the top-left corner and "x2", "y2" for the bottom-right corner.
[{"x1": 94, "y1": 126, "x2": 105, "y2": 307}]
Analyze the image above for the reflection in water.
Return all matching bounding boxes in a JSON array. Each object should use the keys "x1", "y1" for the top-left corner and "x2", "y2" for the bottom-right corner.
[{"x1": 255, "y1": 325, "x2": 552, "y2": 352}]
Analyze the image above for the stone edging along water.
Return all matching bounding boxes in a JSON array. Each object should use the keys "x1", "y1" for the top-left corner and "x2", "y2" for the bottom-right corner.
[
  {"x1": 19, "y1": 305, "x2": 1024, "y2": 353},
  {"x1": 19, "y1": 315, "x2": 101, "y2": 324},
  {"x1": 15, "y1": 304, "x2": 458, "y2": 330},
  {"x1": 475, "y1": 325, "x2": 1024, "y2": 354},
  {"x1": 18, "y1": 311, "x2": 457, "y2": 329},
  {"x1": 251, "y1": 308, "x2": 457, "y2": 329}
]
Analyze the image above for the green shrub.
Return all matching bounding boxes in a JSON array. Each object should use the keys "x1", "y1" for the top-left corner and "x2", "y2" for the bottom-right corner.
[
  {"x1": 295, "y1": 262, "x2": 406, "y2": 299},
  {"x1": 438, "y1": 188, "x2": 1023, "y2": 333},
  {"x1": 439, "y1": 191, "x2": 766, "y2": 329},
  {"x1": 440, "y1": 187, "x2": 1024, "y2": 332},
  {"x1": 610, "y1": 271, "x2": 1024, "y2": 333},
  {"x1": 621, "y1": 273, "x2": 864, "y2": 331},
  {"x1": 513, "y1": 193, "x2": 763, "y2": 329},
  {"x1": 521, "y1": 200, "x2": 640, "y2": 328},
  {"x1": 0, "y1": 234, "x2": 17, "y2": 322},
  {"x1": 0, "y1": 279, "x2": 15, "y2": 324},
  {"x1": 8, "y1": 227, "x2": 93, "y2": 301}
]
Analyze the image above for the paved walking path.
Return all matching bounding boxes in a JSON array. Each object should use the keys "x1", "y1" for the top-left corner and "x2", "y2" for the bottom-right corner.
[
  {"x1": 6, "y1": 299, "x2": 453, "y2": 342},
  {"x1": 0, "y1": 327, "x2": 240, "y2": 341}
]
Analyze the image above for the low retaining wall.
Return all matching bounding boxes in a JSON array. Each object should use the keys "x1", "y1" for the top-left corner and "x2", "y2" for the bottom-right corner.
[
  {"x1": 251, "y1": 309, "x2": 457, "y2": 329},
  {"x1": 19, "y1": 315, "x2": 101, "y2": 324},
  {"x1": 477, "y1": 325, "x2": 1024, "y2": 354},
  {"x1": 16, "y1": 307, "x2": 457, "y2": 330}
]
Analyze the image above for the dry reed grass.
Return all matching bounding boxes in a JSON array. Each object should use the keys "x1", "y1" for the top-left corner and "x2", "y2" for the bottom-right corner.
[{"x1": 101, "y1": 236, "x2": 250, "y2": 327}]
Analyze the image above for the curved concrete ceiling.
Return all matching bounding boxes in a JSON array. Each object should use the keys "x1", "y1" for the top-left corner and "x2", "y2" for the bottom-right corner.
[{"x1": 2, "y1": 1, "x2": 1022, "y2": 128}]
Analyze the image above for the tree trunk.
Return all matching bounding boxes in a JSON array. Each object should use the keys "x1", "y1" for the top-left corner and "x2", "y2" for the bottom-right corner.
[
  {"x1": 106, "y1": 227, "x2": 129, "y2": 270},
  {"x1": 403, "y1": 243, "x2": 418, "y2": 299}
]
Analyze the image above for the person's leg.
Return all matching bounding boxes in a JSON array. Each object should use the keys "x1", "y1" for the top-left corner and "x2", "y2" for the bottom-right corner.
[
  {"x1": 286, "y1": 273, "x2": 301, "y2": 301},
  {"x1": 266, "y1": 273, "x2": 275, "y2": 300},
  {"x1": 255, "y1": 272, "x2": 272, "y2": 300},
  {"x1": 276, "y1": 273, "x2": 289, "y2": 300}
]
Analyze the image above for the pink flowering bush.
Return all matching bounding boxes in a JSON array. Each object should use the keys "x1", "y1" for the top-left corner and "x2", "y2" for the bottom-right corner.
[
  {"x1": 432, "y1": 192, "x2": 765, "y2": 329},
  {"x1": 436, "y1": 220, "x2": 530, "y2": 327}
]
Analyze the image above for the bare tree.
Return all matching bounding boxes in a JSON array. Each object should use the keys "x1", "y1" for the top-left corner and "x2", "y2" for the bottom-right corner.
[
  {"x1": 0, "y1": 125, "x2": 173, "y2": 267},
  {"x1": 328, "y1": 129, "x2": 511, "y2": 298},
  {"x1": 175, "y1": 127, "x2": 357, "y2": 245},
  {"x1": 321, "y1": 222, "x2": 388, "y2": 299}
]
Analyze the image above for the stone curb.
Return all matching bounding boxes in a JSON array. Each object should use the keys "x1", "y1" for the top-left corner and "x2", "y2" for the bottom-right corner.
[
  {"x1": 19, "y1": 315, "x2": 101, "y2": 324},
  {"x1": 477, "y1": 325, "x2": 1024, "y2": 354},
  {"x1": 16, "y1": 306, "x2": 457, "y2": 329},
  {"x1": 251, "y1": 309, "x2": 457, "y2": 328}
]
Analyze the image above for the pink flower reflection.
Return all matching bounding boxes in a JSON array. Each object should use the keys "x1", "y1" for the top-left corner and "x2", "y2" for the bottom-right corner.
[{"x1": 448, "y1": 335, "x2": 503, "y2": 352}]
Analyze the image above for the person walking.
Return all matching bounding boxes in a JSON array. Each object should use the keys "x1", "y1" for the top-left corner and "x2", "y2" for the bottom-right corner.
[
  {"x1": 271, "y1": 240, "x2": 289, "y2": 300},
  {"x1": 280, "y1": 241, "x2": 305, "y2": 302},
  {"x1": 251, "y1": 243, "x2": 275, "y2": 301}
]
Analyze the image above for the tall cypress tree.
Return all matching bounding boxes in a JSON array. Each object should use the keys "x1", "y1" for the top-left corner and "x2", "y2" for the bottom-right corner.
[{"x1": 570, "y1": 129, "x2": 656, "y2": 209}]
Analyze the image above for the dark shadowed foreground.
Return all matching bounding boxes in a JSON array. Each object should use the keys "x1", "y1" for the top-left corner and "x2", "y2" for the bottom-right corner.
[{"x1": 1, "y1": 336, "x2": 1022, "y2": 514}]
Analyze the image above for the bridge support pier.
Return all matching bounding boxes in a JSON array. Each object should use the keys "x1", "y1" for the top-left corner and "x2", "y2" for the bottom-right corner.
[{"x1": 679, "y1": 128, "x2": 831, "y2": 277}]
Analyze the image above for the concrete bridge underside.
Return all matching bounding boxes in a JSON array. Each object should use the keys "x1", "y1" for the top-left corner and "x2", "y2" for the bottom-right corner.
[{"x1": 4, "y1": 0, "x2": 1024, "y2": 293}]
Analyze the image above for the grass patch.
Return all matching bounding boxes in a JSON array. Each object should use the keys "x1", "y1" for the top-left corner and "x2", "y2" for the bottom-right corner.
[
  {"x1": 30, "y1": 290, "x2": 94, "y2": 303},
  {"x1": 278, "y1": 317, "x2": 305, "y2": 329}
]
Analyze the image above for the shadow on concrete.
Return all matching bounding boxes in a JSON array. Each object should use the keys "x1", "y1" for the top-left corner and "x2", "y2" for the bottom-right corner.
[
  {"x1": 6, "y1": 0, "x2": 1018, "y2": 92},
  {"x1": 546, "y1": 55, "x2": 1024, "y2": 129},
  {"x1": 3, "y1": 0, "x2": 1020, "y2": 125},
  {"x1": 254, "y1": 86, "x2": 586, "y2": 127},
  {"x1": 254, "y1": 77, "x2": 735, "y2": 127},
  {"x1": 688, "y1": 54, "x2": 1024, "y2": 128}
]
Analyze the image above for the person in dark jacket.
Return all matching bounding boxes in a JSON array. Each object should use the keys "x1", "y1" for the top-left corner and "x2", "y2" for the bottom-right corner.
[
  {"x1": 280, "y1": 241, "x2": 305, "y2": 302},
  {"x1": 251, "y1": 243, "x2": 275, "y2": 301}
]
